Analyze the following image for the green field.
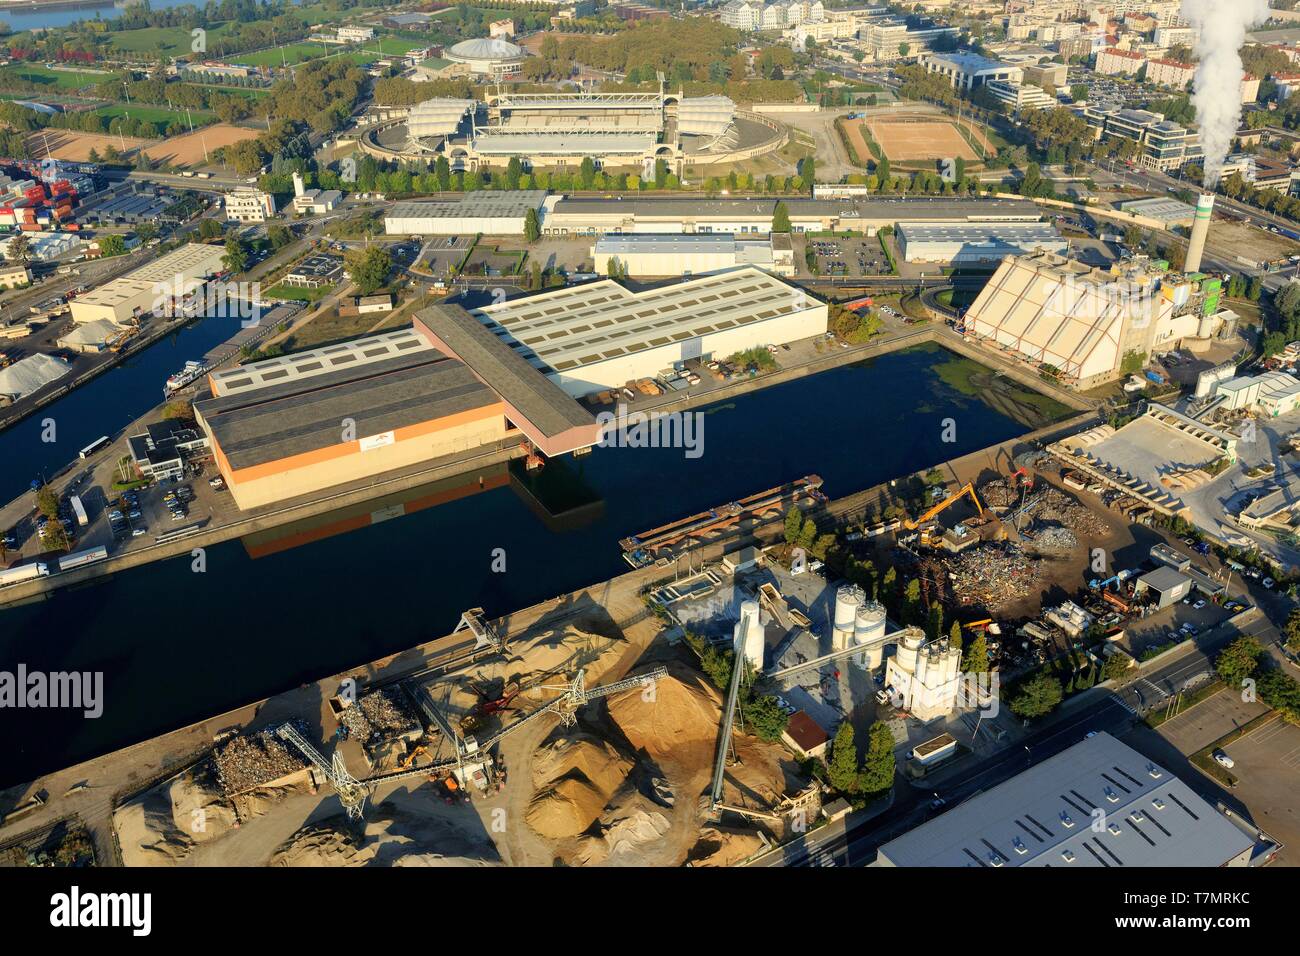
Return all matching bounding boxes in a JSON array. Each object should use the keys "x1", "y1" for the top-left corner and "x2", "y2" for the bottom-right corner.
[
  {"x1": 227, "y1": 42, "x2": 336, "y2": 67},
  {"x1": 107, "y1": 24, "x2": 240, "y2": 56},
  {"x1": 95, "y1": 103, "x2": 217, "y2": 126},
  {"x1": 1, "y1": 65, "x2": 116, "y2": 90}
]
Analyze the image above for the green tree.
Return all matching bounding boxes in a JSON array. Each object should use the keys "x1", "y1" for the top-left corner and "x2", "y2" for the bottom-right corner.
[
  {"x1": 35, "y1": 485, "x2": 59, "y2": 520},
  {"x1": 827, "y1": 722, "x2": 860, "y2": 794},
  {"x1": 772, "y1": 201, "x2": 791, "y2": 233},
  {"x1": 97, "y1": 234, "x2": 127, "y2": 258},
  {"x1": 197, "y1": 218, "x2": 225, "y2": 241},
  {"x1": 876, "y1": 156, "x2": 890, "y2": 190},
  {"x1": 222, "y1": 235, "x2": 248, "y2": 273},
  {"x1": 524, "y1": 207, "x2": 540, "y2": 243},
  {"x1": 1216, "y1": 636, "x2": 1264, "y2": 688},
  {"x1": 1010, "y1": 671, "x2": 1063, "y2": 719},
  {"x1": 345, "y1": 245, "x2": 392, "y2": 295},
  {"x1": 267, "y1": 223, "x2": 292, "y2": 250},
  {"x1": 1285, "y1": 609, "x2": 1300, "y2": 654},
  {"x1": 962, "y1": 632, "x2": 989, "y2": 674},
  {"x1": 783, "y1": 507, "x2": 804, "y2": 545},
  {"x1": 859, "y1": 722, "x2": 896, "y2": 795},
  {"x1": 948, "y1": 621, "x2": 963, "y2": 654},
  {"x1": 745, "y1": 695, "x2": 790, "y2": 742}
]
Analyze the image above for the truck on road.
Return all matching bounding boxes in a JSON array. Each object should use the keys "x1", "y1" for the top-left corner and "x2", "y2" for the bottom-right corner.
[
  {"x1": 58, "y1": 546, "x2": 108, "y2": 572},
  {"x1": 0, "y1": 562, "x2": 50, "y2": 587}
]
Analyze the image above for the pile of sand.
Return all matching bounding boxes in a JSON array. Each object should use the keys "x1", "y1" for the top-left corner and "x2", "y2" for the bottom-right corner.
[
  {"x1": 270, "y1": 803, "x2": 501, "y2": 867},
  {"x1": 688, "y1": 826, "x2": 768, "y2": 867},
  {"x1": 114, "y1": 765, "x2": 238, "y2": 866},
  {"x1": 570, "y1": 797, "x2": 673, "y2": 866},
  {"x1": 525, "y1": 732, "x2": 632, "y2": 839},
  {"x1": 606, "y1": 666, "x2": 722, "y2": 770}
]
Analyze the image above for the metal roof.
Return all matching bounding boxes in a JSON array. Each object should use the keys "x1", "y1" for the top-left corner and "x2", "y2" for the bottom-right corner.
[
  {"x1": 388, "y1": 190, "x2": 546, "y2": 222},
  {"x1": 594, "y1": 234, "x2": 739, "y2": 255},
  {"x1": 196, "y1": 350, "x2": 498, "y2": 471},
  {"x1": 1137, "y1": 565, "x2": 1191, "y2": 593},
  {"x1": 877, "y1": 732, "x2": 1254, "y2": 867}
]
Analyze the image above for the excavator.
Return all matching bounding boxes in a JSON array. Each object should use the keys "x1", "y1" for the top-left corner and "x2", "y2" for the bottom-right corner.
[
  {"x1": 903, "y1": 481, "x2": 984, "y2": 531},
  {"x1": 459, "y1": 680, "x2": 523, "y2": 733}
]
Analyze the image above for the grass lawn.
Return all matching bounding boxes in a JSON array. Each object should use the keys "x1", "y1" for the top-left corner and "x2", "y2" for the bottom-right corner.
[
  {"x1": 95, "y1": 103, "x2": 217, "y2": 126},
  {"x1": 1, "y1": 65, "x2": 115, "y2": 90},
  {"x1": 261, "y1": 282, "x2": 335, "y2": 303},
  {"x1": 107, "y1": 24, "x2": 240, "y2": 57},
  {"x1": 186, "y1": 84, "x2": 270, "y2": 99},
  {"x1": 226, "y1": 42, "x2": 335, "y2": 67}
]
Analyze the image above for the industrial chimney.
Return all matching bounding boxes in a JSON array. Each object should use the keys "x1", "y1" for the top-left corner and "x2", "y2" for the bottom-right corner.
[{"x1": 1184, "y1": 193, "x2": 1215, "y2": 274}]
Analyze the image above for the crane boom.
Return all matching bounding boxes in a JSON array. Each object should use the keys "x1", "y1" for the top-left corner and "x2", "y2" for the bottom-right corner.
[
  {"x1": 276, "y1": 723, "x2": 369, "y2": 819},
  {"x1": 903, "y1": 482, "x2": 983, "y2": 530}
]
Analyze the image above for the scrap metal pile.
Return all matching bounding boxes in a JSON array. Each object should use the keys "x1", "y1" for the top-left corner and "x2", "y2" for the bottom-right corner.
[
  {"x1": 945, "y1": 544, "x2": 1041, "y2": 609},
  {"x1": 1029, "y1": 526, "x2": 1078, "y2": 554},
  {"x1": 1034, "y1": 486, "x2": 1109, "y2": 537},
  {"x1": 213, "y1": 729, "x2": 308, "y2": 796},
  {"x1": 337, "y1": 688, "x2": 420, "y2": 743}
]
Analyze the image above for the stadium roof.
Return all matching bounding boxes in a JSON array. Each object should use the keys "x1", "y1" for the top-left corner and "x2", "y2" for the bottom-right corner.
[
  {"x1": 471, "y1": 131, "x2": 657, "y2": 156},
  {"x1": 447, "y1": 37, "x2": 525, "y2": 61},
  {"x1": 876, "y1": 732, "x2": 1255, "y2": 867}
]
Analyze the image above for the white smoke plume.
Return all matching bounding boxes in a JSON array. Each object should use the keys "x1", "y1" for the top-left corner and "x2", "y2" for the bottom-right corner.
[{"x1": 1181, "y1": 0, "x2": 1271, "y2": 188}]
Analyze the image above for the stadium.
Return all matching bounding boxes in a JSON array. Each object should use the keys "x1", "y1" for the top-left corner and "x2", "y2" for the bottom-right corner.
[{"x1": 364, "y1": 83, "x2": 785, "y2": 173}]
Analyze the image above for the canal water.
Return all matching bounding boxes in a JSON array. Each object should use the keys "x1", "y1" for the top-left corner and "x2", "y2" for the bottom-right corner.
[
  {"x1": 3, "y1": 0, "x2": 292, "y2": 35},
  {"x1": 0, "y1": 343, "x2": 1071, "y2": 786}
]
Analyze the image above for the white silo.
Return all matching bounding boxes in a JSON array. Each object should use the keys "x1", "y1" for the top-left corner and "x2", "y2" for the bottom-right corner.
[
  {"x1": 852, "y1": 600, "x2": 888, "y2": 670},
  {"x1": 833, "y1": 585, "x2": 864, "y2": 652},
  {"x1": 733, "y1": 599, "x2": 765, "y2": 671}
]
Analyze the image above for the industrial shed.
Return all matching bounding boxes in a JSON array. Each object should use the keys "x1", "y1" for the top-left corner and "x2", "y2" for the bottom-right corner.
[
  {"x1": 896, "y1": 220, "x2": 1066, "y2": 264},
  {"x1": 464, "y1": 266, "x2": 828, "y2": 397},
  {"x1": 70, "y1": 243, "x2": 227, "y2": 326},
  {"x1": 591, "y1": 233, "x2": 795, "y2": 277},
  {"x1": 384, "y1": 190, "x2": 547, "y2": 236}
]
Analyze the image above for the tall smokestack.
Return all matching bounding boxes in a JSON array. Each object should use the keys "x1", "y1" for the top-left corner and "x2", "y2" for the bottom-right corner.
[{"x1": 1184, "y1": 193, "x2": 1214, "y2": 275}]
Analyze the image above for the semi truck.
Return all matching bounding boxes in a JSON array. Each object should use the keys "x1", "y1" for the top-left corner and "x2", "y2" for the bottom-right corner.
[
  {"x1": 69, "y1": 495, "x2": 88, "y2": 528},
  {"x1": 0, "y1": 562, "x2": 51, "y2": 587},
  {"x1": 58, "y1": 546, "x2": 108, "y2": 572}
]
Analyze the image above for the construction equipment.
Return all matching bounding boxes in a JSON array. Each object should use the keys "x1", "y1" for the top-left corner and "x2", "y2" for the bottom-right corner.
[
  {"x1": 904, "y1": 482, "x2": 984, "y2": 531},
  {"x1": 397, "y1": 745, "x2": 428, "y2": 770},
  {"x1": 459, "y1": 680, "x2": 522, "y2": 732},
  {"x1": 1010, "y1": 466, "x2": 1033, "y2": 488}
]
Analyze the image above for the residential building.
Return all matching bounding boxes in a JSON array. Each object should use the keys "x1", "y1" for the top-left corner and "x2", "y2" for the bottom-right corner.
[
  {"x1": 1153, "y1": 25, "x2": 1198, "y2": 49},
  {"x1": 1022, "y1": 61, "x2": 1067, "y2": 89},
  {"x1": 337, "y1": 25, "x2": 375, "y2": 43},
  {"x1": 1242, "y1": 73, "x2": 1260, "y2": 104},
  {"x1": 720, "y1": 0, "x2": 763, "y2": 30},
  {"x1": 1080, "y1": 106, "x2": 1202, "y2": 172},
  {"x1": 1095, "y1": 46, "x2": 1146, "y2": 76},
  {"x1": 224, "y1": 188, "x2": 277, "y2": 224},
  {"x1": 1145, "y1": 58, "x2": 1194, "y2": 91}
]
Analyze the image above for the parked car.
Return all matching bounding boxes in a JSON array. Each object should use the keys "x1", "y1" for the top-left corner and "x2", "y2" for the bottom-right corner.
[{"x1": 1213, "y1": 750, "x2": 1235, "y2": 769}]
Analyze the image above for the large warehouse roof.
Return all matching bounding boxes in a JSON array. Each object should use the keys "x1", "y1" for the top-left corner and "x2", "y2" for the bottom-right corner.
[
  {"x1": 208, "y1": 329, "x2": 433, "y2": 398},
  {"x1": 387, "y1": 190, "x2": 546, "y2": 224},
  {"x1": 195, "y1": 348, "x2": 499, "y2": 471},
  {"x1": 468, "y1": 266, "x2": 815, "y2": 375},
  {"x1": 876, "y1": 732, "x2": 1255, "y2": 867},
  {"x1": 547, "y1": 196, "x2": 1041, "y2": 221},
  {"x1": 897, "y1": 220, "x2": 1067, "y2": 260},
  {"x1": 414, "y1": 303, "x2": 600, "y2": 457}
]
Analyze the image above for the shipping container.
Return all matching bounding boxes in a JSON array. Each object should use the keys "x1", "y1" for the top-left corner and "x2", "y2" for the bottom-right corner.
[{"x1": 58, "y1": 546, "x2": 108, "y2": 572}]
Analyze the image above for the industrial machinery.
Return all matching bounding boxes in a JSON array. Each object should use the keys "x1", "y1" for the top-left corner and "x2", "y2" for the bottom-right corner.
[{"x1": 904, "y1": 482, "x2": 984, "y2": 531}]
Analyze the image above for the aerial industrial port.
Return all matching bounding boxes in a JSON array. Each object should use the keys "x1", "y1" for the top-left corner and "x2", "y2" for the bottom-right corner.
[{"x1": 0, "y1": 0, "x2": 1296, "y2": 935}]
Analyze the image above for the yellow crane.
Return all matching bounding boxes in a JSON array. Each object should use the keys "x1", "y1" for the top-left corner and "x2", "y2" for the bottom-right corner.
[{"x1": 903, "y1": 482, "x2": 984, "y2": 531}]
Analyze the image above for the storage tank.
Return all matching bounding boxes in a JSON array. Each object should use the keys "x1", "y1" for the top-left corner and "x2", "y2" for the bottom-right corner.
[
  {"x1": 833, "y1": 584, "x2": 864, "y2": 651},
  {"x1": 852, "y1": 600, "x2": 888, "y2": 670},
  {"x1": 733, "y1": 599, "x2": 765, "y2": 671}
]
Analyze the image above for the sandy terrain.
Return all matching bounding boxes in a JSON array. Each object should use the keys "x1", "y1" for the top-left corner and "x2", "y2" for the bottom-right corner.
[
  {"x1": 24, "y1": 129, "x2": 153, "y2": 161},
  {"x1": 860, "y1": 118, "x2": 981, "y2": 163},
  {"x1": 142, "y1": 124, "x2": 260, "y2": 167}
]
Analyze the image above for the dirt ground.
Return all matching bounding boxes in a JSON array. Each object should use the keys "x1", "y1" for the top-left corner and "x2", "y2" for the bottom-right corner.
[
  {"x1": 1204, "y1": 218, "x2": 1300, "y2": 264},
  {"x1": 142, "y1": 124, "x2": 259, "y2": 167},
  {"x1": 25, "y1": 129, "x2": 153, "y2": 161},
  {"x1": 862, "y1": 118, "x2": 981, "y2": 163}
]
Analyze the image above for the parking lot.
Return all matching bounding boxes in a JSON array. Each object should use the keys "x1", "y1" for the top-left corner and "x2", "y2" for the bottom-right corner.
[
  {"x1": 412, "y1": 235, "x2": 474, "y2": 277},
  {"x1": 803, "y1": 235, "x2": 890, "y2": 278},
  {"x1": 1157, "y1": 686, "x2": 1271, "y2": 755},
  {"x1": 1222, "y1": 717, "x2": 1300, "y2": 865}
]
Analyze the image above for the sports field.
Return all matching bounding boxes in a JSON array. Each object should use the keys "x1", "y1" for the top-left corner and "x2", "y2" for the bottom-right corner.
[
  {"x1": 25, "y1": 129, "x2": 153, "y2": 162},
  {"x1": 857, "y1": 117, "x2": 982, "y2": 163},
  {"x1": 227, "y1": 42, "x2": 336, "y2": 67},
  {"x1": 1, "y1": 65, "x2": 114, "y2": 90},
  {"x1": 142, "y1": 123, "x2": 259, "y2": 166}
]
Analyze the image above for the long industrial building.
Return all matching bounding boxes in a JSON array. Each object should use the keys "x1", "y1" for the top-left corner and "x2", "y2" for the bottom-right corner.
[
  {"x1": 70, "y1": 243, "x2": 228, "y2": 326},
  {"x1": 962, "y1": 252, "x2": 1232, "y2": 387},
  {"x1": 385, "y1": 190, "x2": 549, "y2": 236},
  {"x1": 875, "y1": 733, "x2": 1257, "y2": 867},
  {"x1": 896, "y1": 221, "x2": 1067, "y2": 265},
  {"x1": 591, "y1": 233, "x2": 795, "y2": 277},
  {"x1": 463, "y1": 266, "x2": 827, "y2": 397},
  {"x1": 196, "y1": 322, "x2": 601, "y2": 510},
  {"x1": 542, "y1": 196, "x2": 1041, "y2": 237}
]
